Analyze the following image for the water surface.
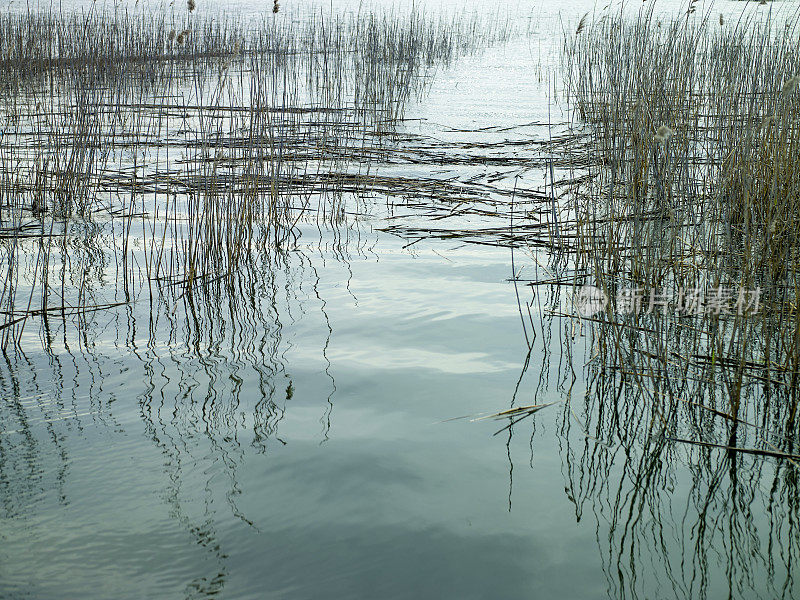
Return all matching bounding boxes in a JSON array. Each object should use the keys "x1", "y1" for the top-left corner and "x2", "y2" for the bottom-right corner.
[{"x1": 1, "y1": 1, "x2": 798, "y2": 598}]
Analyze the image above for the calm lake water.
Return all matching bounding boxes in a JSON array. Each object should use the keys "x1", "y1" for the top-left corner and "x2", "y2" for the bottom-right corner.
[{"x1": 1, "y1": 0, "x2": 797, "y2": 598}]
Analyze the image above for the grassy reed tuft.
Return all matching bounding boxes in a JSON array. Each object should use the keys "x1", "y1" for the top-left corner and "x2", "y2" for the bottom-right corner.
[{"x1": 550, "y1": 5, "x2": 800, "y2": 458}]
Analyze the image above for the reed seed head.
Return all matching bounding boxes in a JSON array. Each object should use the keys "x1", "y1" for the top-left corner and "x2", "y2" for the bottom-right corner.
[
  {"x1": 781, "y1": 75, "x2": 800, "y2": 98},
  {"x1": 576, "y1": 13, "x2": 588, "y2": 35},
  {"x1": 655, "y1": 125, "x2": 673, "y2": 143}
]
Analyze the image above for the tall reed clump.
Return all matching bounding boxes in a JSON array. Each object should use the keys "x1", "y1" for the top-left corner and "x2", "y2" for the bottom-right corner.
[
  {"x1": 501, "y1": 14, "x2": 800, "y2": 594},
  {"x1": 556, "y1": 6, "x2": 800, "y2": 452}
]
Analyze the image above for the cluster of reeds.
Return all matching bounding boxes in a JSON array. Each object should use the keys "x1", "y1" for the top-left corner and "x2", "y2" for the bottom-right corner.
[
  {"x1": 536, "y1": 1, "x2": 800, "y2": 502},
  {"x1": 435, "y1": 11, "x2": 800, "y2": 596},
  {"x1": 538, "y1": 6, "x2": 800, "y2": 479},
  {"x1": 0, "y1": 4, "x2": 514, "y2": 346}
]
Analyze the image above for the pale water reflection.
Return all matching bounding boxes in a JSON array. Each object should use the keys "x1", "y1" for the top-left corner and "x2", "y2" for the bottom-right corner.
[{"x1": 0, "y1": 231, "x2": 593, "y2": 599}]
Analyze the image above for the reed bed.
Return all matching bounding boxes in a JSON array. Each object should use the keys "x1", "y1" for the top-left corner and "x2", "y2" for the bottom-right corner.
[
  {"x1": 0, "y1": 4, "x2": 514, "y2": 346},
  {"x1": 532, "y1": 6, "x2": 800, "y2": 484},
  {"x1": 485, "y1": 13, "x2": 800, "y2": 586}
]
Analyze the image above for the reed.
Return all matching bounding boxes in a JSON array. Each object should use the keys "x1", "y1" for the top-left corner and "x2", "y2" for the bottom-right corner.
[
  {"x1": 544, "y1": 5, "x2": 800, "y2": 469},
  {"x1": 0, "y1": 4, "x2": 515, "y2": 345}
]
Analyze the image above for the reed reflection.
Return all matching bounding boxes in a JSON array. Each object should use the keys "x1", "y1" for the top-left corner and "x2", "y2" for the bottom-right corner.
[
  {"x1": 0, "y1": 224, "x2": 367, "y2": 596},
  {"x1": 501, "y1": 295, "x2": 800, "y2": 600}
]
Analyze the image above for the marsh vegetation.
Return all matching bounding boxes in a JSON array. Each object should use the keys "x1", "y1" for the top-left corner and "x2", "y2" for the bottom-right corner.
[
  {"x1": 0, "y1": 3, "x2": 513, "y2": 342},
  {"x1": 2, "y1": 1, "x2": 800, "y2": 598}
]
